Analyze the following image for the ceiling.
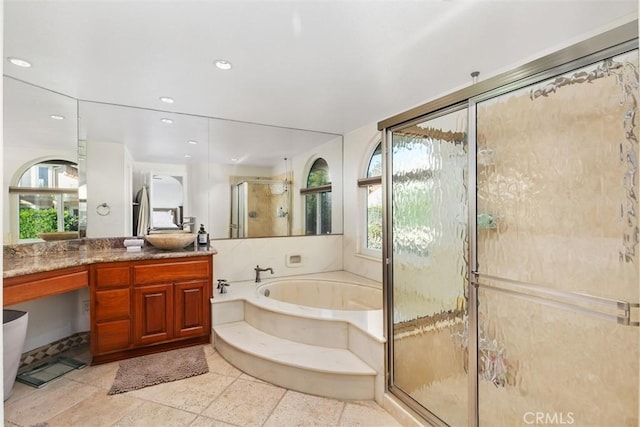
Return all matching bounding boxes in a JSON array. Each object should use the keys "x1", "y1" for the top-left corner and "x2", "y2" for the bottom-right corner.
[{"x1": 4, "y1": 1, "x2": 638, "y2": 141}]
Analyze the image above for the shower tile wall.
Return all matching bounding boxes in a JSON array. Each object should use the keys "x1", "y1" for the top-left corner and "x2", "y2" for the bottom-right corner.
[{"x1": 246, "y1": 182, "x2": 289, "y2": 238}]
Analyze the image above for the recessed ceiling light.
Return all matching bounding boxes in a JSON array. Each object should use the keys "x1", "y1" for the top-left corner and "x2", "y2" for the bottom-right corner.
[
  {"x1": 8, "y1": 57, "x2": 32, "y2": 68},
  {"x1": 160, "y1": 118, "x2": 173, "y2": 124},
  {"x1": 187, "y1": 140, "x2": 198, "y2": 145},
  {"x1": 159, "y1": 96, "x2": 174, "y2": 104},
  {"x1": 50, "y1": 115, "x2": 65, "y2": 120},
  {"x1": 214, "y1": 59, "x2": 232, "y2": 70},
  {"x1": 184, "y1": 154, "x2": 192, "y2": 158},
  {"x1": 231, "y1": 158, "x2": 238, "y2": 162}
]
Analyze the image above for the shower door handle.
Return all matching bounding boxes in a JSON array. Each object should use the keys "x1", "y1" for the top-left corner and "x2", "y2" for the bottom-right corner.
[{"x1": 476, "y1": 273, "x2": 640, "y2": 327}]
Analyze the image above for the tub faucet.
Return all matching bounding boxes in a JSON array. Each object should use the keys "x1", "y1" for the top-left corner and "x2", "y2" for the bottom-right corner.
[{"x1": 255, "y1": 265, "x2": 274, "y2": 283}]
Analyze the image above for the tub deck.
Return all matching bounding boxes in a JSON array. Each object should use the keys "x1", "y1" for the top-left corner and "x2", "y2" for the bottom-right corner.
[{"x1": 211, "y1": 271, "x2": 384, "y2": 341}]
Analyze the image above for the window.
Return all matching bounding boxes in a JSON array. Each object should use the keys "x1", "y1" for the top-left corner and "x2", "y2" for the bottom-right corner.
[
  {"x1": 358, "y1": 142, "x2": 382, "y2": 253},
  {"x1": 301, "y1": 158, "x2": 331, "y2": 235},
  {"x1": 9, "y1": 160, "x2": 79, "y2": 241}
]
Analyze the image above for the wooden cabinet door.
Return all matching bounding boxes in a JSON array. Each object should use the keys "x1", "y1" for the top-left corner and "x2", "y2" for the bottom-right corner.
[
  {"x1": 174, "y1": 280, "x2": 209, "y2": 338},
  {"x1": 134, "y1": 283, "x2": 174, "y2": 345},
  {"x1": 94, "y1": 320, "x2": 131, "y2": 354}
]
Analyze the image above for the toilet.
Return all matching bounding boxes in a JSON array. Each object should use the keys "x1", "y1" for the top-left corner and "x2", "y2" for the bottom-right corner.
[{"x1": 3, "y1": 310, "x2": 28, "y2": 401}]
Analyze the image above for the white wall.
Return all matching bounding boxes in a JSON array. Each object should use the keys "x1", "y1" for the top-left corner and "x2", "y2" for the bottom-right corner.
[
  {"x1": 1, "y1": 7, "x2": 5, "y2": 420},
  {"x1": 342, "y1": 123, "x2": 383, "y2": 282},
  {"x1": 211, "y1": 234, "x2": 343, "y2": 284},
  {"x1": 5, "y1": 288, "x2": 89, "y2": 353},
  {"x1": 86, "y1": 141, "x2": 131, "y2": 237}
]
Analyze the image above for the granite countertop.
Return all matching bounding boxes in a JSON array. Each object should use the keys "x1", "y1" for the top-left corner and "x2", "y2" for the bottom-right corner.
[{"x1": 3, "y1": 238, "x2": 217, "y2": 279}]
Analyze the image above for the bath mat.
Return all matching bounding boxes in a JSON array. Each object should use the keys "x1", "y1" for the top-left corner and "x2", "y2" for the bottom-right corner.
[
  {"x1": 16, "y1": 356, "x2": 87, "y2": 388},
  {"x1": 108, "y1": 346, "x2": 209, "y2": 395}
]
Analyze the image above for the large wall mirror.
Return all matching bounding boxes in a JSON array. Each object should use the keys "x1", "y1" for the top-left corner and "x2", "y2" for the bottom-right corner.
[
  {"x1": 3, "y1": 77, "x2": 79, "y2": 244},
  {"x1": 78, "y1": 101, "x2": 343, "y2": 239},
  {"x1": 3, "y1": 77, "x2": 343, "y2": 243}
]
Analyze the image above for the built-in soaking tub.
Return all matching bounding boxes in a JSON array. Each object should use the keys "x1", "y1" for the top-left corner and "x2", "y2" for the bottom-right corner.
[
  {"x1": 258, "y1": 278, "x2": 382, "y2": 311},
  {"x1": 211, "y1": 272, "x2": 385, "y2": 402}
]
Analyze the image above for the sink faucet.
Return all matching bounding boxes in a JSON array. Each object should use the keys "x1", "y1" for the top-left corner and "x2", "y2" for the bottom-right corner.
[{"x1": 254, "y1": 265, "x2": 274, "y2": 283}]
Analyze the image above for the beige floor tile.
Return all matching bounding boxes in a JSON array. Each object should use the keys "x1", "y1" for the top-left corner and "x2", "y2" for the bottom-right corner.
[
  {"x1": 202, "y1": 343, "x2": 217, "y2": 358},
  {"x1": 113, "y1": 400, "x2": 198, "y2": 426},
  {"x1": 4, "y1": 381, "x2": 38, "y2": 405},
  {"x1": 206, "y1": 351, "x2": 244, "y2": 378},
  {"x1": 201, "y1": 378, "x2": 286, "y2": 426},
  {"x1": 238, "y1": 372, "x2": 269, "y2": 384},
  {"x1": 3, "y1": 345, "x2": 405, "y2": 427},
  {"x1": 189, "y1": 415, "x2": 239, "y2": 427},
  {"x1": 263, "y1": 390, "x2": 345, "y2": 427},
  {"x1": 65, "y1": 361, "x2": 120, "y2": 390},
  {"x1": 339, "y1": 400, "x2": 403, "y2": 427},
  {"x1": 4, "y1": 378, "x2": 100, "y2": 426},
  {"x1": 47, "y1": 389, "x2": 144, "y2": 427},
  {"x1": 127, "y1": 371, "x2": 235, "y2": 414}
]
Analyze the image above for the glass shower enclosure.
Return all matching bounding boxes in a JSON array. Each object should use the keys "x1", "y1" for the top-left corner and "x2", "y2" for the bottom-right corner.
[
  {"x1": 230, "y1": 180, "x2": 290, "y2": 238},
  {"x1": 384, "y1": 33, "x2": 639, "y2": 426}
]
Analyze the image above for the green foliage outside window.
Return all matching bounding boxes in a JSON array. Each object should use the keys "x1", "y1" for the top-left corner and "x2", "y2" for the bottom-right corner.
[
  {"x1": 19, "y1": 208, "x2": 78, "y2": 239},
  {"x1": 367, "y1": 205, "x2": 382, "y2": 250}
]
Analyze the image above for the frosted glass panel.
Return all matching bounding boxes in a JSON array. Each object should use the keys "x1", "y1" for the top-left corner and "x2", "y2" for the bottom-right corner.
[
  {"x1": 390, "y1": 108, "x2": 468, "y2": 425},
  {"x1": 476, "y1": 50, "x2": 639, "y2": 425},
  {"x1": 477, "y1": 287, "x2": 638, "y2": 426}
]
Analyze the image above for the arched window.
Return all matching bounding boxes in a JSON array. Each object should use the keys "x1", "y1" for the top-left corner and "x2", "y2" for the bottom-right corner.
[
  {"x1": 9, "y1": 159, "x2": 79, "y2": 241},
  {"x1": 358, "y1": 142, "x2": 382, "y2": 253},
  {"x1": 301, "y1": 158, "x2": 332, "y2": 235}
]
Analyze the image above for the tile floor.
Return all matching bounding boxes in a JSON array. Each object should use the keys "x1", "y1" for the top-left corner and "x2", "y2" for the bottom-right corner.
[{"x1": 4, "y1": 344, "x2": 402, "y2": 427}]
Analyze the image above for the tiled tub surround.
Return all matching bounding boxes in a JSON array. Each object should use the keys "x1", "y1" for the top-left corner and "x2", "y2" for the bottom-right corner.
[
  {"x1": 257, "y1": 278, "x2": 383, "y2": 310},
  {"x1": 212, "y1": 271, "x2": 386, "y2": 403}
]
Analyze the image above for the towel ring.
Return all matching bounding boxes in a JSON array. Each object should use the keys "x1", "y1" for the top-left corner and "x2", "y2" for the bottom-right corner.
[{"x1": 96, "y1": 203, "x2": 111, "y2": 216}]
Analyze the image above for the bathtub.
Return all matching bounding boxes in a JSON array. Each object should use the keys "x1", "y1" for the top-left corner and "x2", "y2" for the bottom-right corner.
[{"x1": 258, "y1": 279, "x2": 382, "y2": 311}]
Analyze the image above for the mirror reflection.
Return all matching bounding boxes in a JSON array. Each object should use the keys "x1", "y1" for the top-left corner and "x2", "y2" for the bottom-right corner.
[
  {"x1": 78, "y1": 101, "x2": 343, "y2": 240},
  {"x1": 3, "y1": 77, "x2": 78, "y2": 244},
  {"x1": 78, "y1": 101, "x2": 209, "y2": 239},
  {"x1": 4, "y1": 78, "x2": 343, "y2": 243}
]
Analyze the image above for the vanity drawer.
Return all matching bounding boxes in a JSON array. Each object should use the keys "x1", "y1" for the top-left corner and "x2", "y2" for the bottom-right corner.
[
  {"x1": 133, "y1": 259, "x2": 210, "y2": 285},
  {"x1": 4, "y1": 266, "x2": 89, "y2": 306},
  {"x1": 94, "y1": 265, "x2": 131, "y2": 288},
  {"x1": 94, "y1": 288, "x2": 130, "y2": 321}
]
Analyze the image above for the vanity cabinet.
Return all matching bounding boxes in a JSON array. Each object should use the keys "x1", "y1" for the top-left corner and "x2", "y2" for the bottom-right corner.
[
  {"x1": 3, "y1": 266, "x2": 89, "y2": 306},
  {"x1": 90, "y1": 255, "x2": 212, "y2": 364}
]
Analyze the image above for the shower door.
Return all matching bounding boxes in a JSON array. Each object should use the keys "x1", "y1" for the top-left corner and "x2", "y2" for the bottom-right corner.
[
  {"x1": 388, "y1": 106, "x2": 469, "y2": 426},
  {"x1": 386, "y1": 41, "x2": 639, "y2": 426},
  {"x1": 230, "y1": 182, "x2": 248, "y2": 238},
  {"x1": 472, "y1": 48, "x2": 639, "y2": 426}
]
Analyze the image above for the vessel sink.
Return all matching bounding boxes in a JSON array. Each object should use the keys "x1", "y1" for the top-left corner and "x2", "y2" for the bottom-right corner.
[
  {"x1": 38, "y1": 232, "x2": 79, "y2": 241},
  {"x1": 145, "y1": 233, "x2": 197, "y2": 250}
]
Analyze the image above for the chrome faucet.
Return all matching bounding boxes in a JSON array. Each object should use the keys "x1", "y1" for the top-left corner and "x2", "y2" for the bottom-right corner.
[{"x1": 254, "y1": 265, "x2": 274, "y2": 283}]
